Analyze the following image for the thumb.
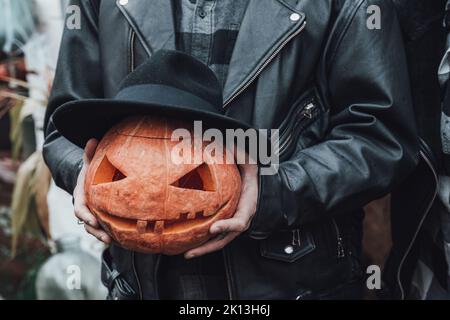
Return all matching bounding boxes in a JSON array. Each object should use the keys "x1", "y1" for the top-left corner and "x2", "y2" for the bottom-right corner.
[{"x1": 83, "y1": 139, "x2": 99, "y2": 165}]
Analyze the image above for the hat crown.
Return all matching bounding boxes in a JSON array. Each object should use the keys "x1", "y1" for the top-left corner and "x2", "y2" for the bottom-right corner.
[
  {"x1": 119, "y1": 50, "x2": 223, "y2": 108},
  {"x1": 53, "y1": 50, "x2": 250, "y2": 150}
]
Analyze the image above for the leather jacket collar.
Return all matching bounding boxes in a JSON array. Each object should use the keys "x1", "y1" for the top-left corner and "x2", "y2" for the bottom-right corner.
[{"x1": 115, "y1": 0, "x2": 306, "y2": 102}]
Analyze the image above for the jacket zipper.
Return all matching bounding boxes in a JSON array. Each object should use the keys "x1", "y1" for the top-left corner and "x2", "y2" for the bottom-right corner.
[
  {"x1": 129, "y1": 30, "x2": 136, "y2": 72},
  {"x1": 116, "y1": 1, "x2": 152, "y2": 56},
  {"x1": 131, "y1": 252, "x2": 143, "y2": 300},
  {"x1": 332, "y1": 219, "x2": 345, "y2": 258},
  {"x1": 220, "y1": 17, "x2": 307, "y2": 299},
  {"x1": 222, "y1": 249, "x2": 235, "y2": 300},
  {"x1": 153, "y1": 254, "x2": 161, "y2": 299},
  {"x1": 396, "y1": 150, "x2": 439, "y2": 299},
  {"x1": 223, "y1": 20, "x2": 307, "y2": 109},
  {"x1": 278, "y1": 102, "x2": 317, "y2": 156},
  {"x1": 279, "y1": 102, "x2": 316, "y2": 149}
]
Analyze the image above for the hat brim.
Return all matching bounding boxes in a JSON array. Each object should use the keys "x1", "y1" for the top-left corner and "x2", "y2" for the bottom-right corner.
[{"x1": 52, "y1": 98, "x2": 252, "y2": 148}]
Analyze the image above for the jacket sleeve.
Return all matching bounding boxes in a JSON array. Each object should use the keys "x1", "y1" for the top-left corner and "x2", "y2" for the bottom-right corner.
[
  {"x1": 43, "y1": 0, "x2": 103, "y2": 195},
  {"x1": 249, "y1": 0, "x2": 420, "y2": 237}
]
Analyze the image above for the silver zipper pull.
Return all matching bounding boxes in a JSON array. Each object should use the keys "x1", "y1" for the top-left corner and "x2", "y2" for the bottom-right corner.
[
  {"x1": 337, "y1": 237, "x2": 345, "y2": 258},
  {"x1": 332, "y1": 219, "x2": 345, "y2": 258},
  {"x1": 303, "y1": 103, "x2": 316, "y2": 119},
  {"x1": 292, "y1": 229, "x2": 301, "y2": 247}
]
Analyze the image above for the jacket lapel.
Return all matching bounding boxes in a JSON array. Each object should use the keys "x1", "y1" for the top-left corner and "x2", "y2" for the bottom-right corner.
[
  {"x1": 116, "y1": 0, "x2": 176, "y2": 55},
  {"x1": 116, "y1": 0, "x2": 305, "y2": 103},
  {"x1": 223, "y1": 0, "x2": 305, "y2": 102}
]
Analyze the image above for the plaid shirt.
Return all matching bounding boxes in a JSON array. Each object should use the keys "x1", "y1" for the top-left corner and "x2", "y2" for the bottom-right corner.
[
  {"x1": 174, "y1": 0, "x2": 250, "y2": 87},
  {"x1": 159, "y1": 0, "x2": 250, "y2": 300}
]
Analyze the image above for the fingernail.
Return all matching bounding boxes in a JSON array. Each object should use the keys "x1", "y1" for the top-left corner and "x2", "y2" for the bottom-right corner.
[{"x1": 186, "y1": 253, "x2": 195, "y2": 259}]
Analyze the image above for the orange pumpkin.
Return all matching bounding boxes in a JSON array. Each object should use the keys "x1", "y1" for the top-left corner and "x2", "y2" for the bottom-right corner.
[{"x1": 85, "y1": 116, "x2": 241, "y2": 255}]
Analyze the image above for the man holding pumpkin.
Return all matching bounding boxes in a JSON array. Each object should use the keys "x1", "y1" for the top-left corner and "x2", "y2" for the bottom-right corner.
[{"x1": 44, "y1": 0, "x2": 423, "y2": 299}]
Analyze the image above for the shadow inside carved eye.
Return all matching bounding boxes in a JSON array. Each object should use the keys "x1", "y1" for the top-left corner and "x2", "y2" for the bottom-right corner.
[
  {"x1": 93, "y1": 156, "x2": 127, "y2": 185},
  {"x1": 171, "y1": 163, "x2": 216, "y2": 191},
  {"x1": 112, "y1": 169, "x2": 126, "y2": 181}
]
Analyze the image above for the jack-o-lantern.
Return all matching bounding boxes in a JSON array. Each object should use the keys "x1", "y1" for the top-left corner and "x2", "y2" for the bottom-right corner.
[{"x1": 85, "y1": 116, "x2": 241, "y2": 255}]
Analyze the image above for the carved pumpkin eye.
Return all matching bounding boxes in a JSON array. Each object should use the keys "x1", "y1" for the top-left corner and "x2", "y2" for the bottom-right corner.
[
  {"x1": 93, "y1": 156, "x2": 127, "y2": 185},
  {"x1": 171, "y1": 163, "x2": 216, "y2": 191}
]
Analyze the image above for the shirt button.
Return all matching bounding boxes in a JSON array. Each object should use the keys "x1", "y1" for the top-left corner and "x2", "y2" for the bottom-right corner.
[
  {"x1": 119, "y1": 0, "x2": 128, "y2": 5},
  {"x1": 290, "y1": 13, "x2": 301, "y2": 22},
  {"x1": 284, "y1": 245, "x2": 294, "y2": 254},
  {"x1": 198, "y1": 9, "x2": 207, "y2": 18}
]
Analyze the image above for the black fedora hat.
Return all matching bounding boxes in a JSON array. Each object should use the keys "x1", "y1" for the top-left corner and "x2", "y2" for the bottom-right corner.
[{"x1": 52, "y1": 50, "x2": 251, "y2": 148}]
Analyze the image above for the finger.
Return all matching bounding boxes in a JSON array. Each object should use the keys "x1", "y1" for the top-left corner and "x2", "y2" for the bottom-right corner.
[
  {"x1": 74, "y1": 203, "x2": 99, "y2": 228},
  {"x1": 210, "y1": 181, "x2": 257, "y2": 234},
  {"x1": 185, "y1": 232, "x2": 239, "y2": 259},
  {"x1": 83, "y1": 138, "x2": 99, "y2": 164},
  {"x1": 210, "y1": 216, "x2": 250, "y2": 234},
  {"x1": 85, "y1": 224, "x2": 111, "y2": 244}
]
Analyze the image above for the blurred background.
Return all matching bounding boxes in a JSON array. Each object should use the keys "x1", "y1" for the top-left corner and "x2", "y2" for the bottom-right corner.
[
  {"x1": 0, "y1": 0, "x2": 390, "y2": 300},
  {"x1": 0, "y1": 0, "x2": 106, "y2": 300}
]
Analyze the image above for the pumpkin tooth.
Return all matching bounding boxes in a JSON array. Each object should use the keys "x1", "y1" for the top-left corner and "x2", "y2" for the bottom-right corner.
[
  {"x1": 136, "y1": 220, "x2": 148, "y2": 234},
  {"x1": 204, "y1": 207, "x2": 216, "y2": 217},
  {"x1": 195, "y1": 211, "x2": 204, "y2": 218},
  {"x1": 187, "y1": 212, "x2": 197, "y2": 220},
  {"x1": 179, "y1": 213, "x2": 189, "y2": 220},
  {"x1": 154, "y1": 220, "x2": 165, "y2": 234}
]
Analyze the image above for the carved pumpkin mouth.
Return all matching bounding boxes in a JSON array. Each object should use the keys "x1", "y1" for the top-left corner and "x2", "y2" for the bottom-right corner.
[{"x1": 92, "y1": 200, "x2": 229, "y2": 235}]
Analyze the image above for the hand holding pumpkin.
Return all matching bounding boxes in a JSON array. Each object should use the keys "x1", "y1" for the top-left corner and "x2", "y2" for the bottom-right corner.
[
  {"x1": 184, "y1": 162, "x2": 258, "y2": 259},
  {"x1": 73, "y1": 138, "x2": 112, "y2": 244},
  {"x1": 73, "y1": 120, "x2": 258, "y2": 256}
]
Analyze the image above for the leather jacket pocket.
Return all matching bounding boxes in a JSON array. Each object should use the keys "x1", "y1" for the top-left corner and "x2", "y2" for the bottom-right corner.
[
  {"x1": 260, "y1": 229, "x2": 316, "y2": 263},
  {"x1": 101, "y1": 250, "x2": 137, "y2": 300},
  {"x1": 277, "y1": 87, "x2": 327, "y2": 161}
]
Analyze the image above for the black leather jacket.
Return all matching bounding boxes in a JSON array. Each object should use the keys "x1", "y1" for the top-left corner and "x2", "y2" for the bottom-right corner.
[{"x1": 44, "y1": 0, "x2": 432, "y2": 299}]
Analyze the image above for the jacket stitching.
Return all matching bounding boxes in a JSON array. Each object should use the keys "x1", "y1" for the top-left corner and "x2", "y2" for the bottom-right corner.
[
  {"x1": 88, "y1": 0, "x2": 101, "y2": 25},
  {"x1": 276, "y1": 0, "x2": 303, "y2": 13},
  {"x1": 328, "y1": 0, "x2": 366, "y2": 69}
]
